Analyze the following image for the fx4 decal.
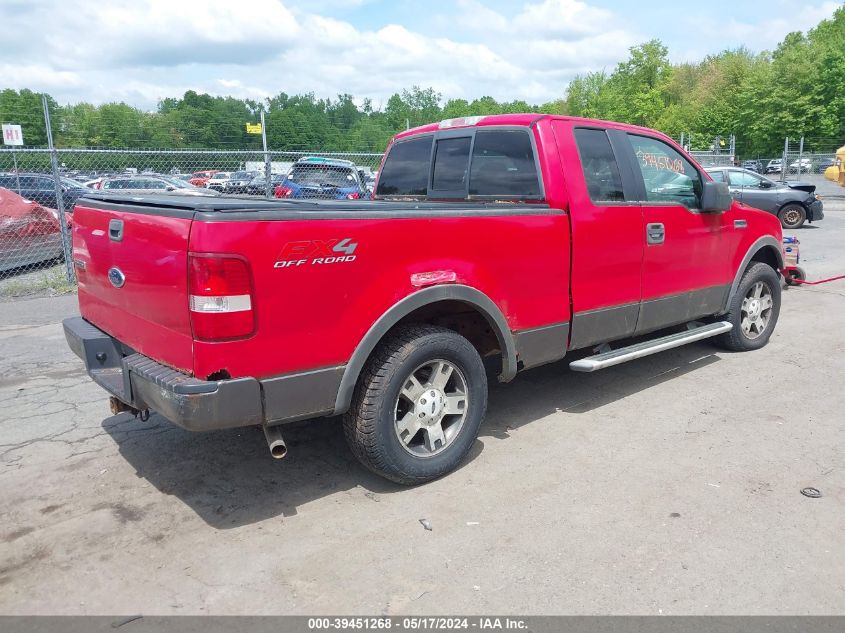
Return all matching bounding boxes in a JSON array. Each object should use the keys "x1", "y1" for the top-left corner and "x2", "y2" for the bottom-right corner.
[{"x1": 274, "y1": 238, "x2": 358, "y2": 268}]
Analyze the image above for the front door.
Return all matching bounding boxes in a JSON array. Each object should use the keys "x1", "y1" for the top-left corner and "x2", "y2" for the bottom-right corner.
[{"x1": 624, "y1": 133, "x2": 732, "y2": 334}]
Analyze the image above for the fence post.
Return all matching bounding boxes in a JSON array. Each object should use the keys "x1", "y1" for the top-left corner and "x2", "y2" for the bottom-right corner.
[
  {"x1": 43, "y1": 95, "x2": 75, "y2": 284},
  {"x1": 781, "y1": 137, "x2": 788, "y2": 181},
  {"x1": 261, "y1": 110, "x2": 271, "y2": 198},
  {"x1": 798, "y1": 136, "x2": 804, "y2": 175}
]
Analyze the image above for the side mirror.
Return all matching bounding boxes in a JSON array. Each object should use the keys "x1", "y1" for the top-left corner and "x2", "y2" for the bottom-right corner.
[
  {"x1": 701, "y1": 181, "x2": 731, "y2": 212},
  {"x1": 166, "y1": 185, "x2": 176, "y2": 191},
  {"x1": 759, "y1": 180, "x2": 773, "y2": 189}
]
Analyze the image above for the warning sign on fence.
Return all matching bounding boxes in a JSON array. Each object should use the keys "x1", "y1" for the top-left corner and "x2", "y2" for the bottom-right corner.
[{"x1": 2, "y1": 124, "x2": 23, "y2": 146}]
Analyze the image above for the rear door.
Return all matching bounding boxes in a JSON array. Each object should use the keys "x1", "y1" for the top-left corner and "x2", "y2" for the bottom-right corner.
[
  {"x1": 553, "y1": 122, "x2": 644, "y2": 349},
  {"x1": 727, "y1": 169, "x2": 777, "y2": 213},
  {"x1": 624, "y1": 133, "x2": 732, "y2": 333},
  {"x1": 72, "y1": 201, "x2": 195, "y2": 372}
]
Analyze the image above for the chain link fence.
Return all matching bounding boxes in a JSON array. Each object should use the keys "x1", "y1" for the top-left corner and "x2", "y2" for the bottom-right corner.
[{"x1": 0, "y1": 147, "x2": 383, "y2": 294}]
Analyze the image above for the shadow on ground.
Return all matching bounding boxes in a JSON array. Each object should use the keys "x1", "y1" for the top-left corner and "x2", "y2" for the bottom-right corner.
[{"x1": 103, "y1": 341, "x2": 721, "y2": 529}]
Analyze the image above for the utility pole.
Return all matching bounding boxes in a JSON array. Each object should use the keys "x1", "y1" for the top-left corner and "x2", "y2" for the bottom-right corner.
[{"x1": 261, "y1": 110, "x2": 271, "y2": 198}]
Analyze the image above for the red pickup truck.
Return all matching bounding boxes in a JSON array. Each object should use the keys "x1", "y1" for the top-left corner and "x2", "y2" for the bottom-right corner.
[{"x1": 64, "y1": 114, "x2": 784, "y2": 484}]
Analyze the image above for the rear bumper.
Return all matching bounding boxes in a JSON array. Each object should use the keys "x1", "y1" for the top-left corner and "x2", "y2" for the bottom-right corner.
[
  {"x1": 63, "y1": 317, "x2": 344, "y2": 431},
  {"x1": 64, "y1": 317, "x2": 262, "y2": 431}
]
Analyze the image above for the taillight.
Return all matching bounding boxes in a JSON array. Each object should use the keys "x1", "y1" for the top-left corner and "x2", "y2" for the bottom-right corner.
[
  {"x1": 274, "y1": 185, "x2": 293, "y2": 198},
  {"x1": 346, "y1": 191, "x2": 360, "y2": 200},
  {"x1": 188, "y1": 254, "x2": 255, "y2": 341}
]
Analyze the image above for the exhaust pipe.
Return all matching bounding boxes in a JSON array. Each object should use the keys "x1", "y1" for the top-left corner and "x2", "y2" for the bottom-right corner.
[{"x1": 263, "y1": 424, "x2": 288, "y2": 459}]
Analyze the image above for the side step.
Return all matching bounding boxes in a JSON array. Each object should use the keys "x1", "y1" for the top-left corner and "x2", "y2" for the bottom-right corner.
[{"x1": 569, "y1": 321, "x2": 732, "y2": 373}]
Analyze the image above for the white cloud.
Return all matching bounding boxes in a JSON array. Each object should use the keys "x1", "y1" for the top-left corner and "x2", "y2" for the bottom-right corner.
[{"x1": 0, "y1": 0, "x2": 838, "y2": 110}]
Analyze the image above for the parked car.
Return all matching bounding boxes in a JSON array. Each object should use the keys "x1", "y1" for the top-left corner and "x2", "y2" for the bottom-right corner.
[
  {"x1": 0, "y1": 187, "x2": 65, "y2": 273},
  {"x1": 765, "y1": 159, "x2": 783, "y2": 174},
  {"x1": 222, "y1": 171, "x2": 259, "y2": 194},
  {"x1": 813, "y1": 157, "x2": 836, "y2": 173},
  {"x1": 0, "y1": 173, "x2": 89, "y2": 212},
  {"x1": 64, "y1": 113, "x2": 784, "y2": 484},
  {"x1": 245, "y1": 173, "x2": 285, "y2": 196},
  {"x1": 188, "y1": 170, "x2": 220, "y2": 187},
  {"x1": 741, "y1": 160, "x2": 762, "y2": 173},
  {"x1": 705, "y1": 166, "x2": 823, "y2": 229},
  {"x1": 273, "y1": 157, "x2": 369, "y2": 200},
  {"x1": 788, "y1": 158, "x2": 813, "y2": 174},
  {"x1": 99, "y1": 176, "x2": 219, "y2": 197},
  {"x1": 204, "y1": 172, "x2": 232, "y2": 192}
]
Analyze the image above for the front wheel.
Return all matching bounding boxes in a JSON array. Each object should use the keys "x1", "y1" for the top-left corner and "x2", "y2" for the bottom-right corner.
[
  {"x1": 343, "y1": 325, "x2": 487, "y2": 485},
  {"x1": 714, "y1": 262, "x2": 781, "y2": 352},
  {"x1": 778, "y1": 204, "x2": 806, "y2": 229}
]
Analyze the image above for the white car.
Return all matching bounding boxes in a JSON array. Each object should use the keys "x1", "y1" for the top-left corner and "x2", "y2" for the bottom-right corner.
[
  {"x1": 788, "y1": 158, "x2": 812, "y2": 174},
  {"x1": 205, "y1": 172, "x2": 232, "y2": 192}
]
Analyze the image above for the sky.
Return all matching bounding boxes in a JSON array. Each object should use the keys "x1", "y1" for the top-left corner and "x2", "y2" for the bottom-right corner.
[{"x1": 0, "y1": 0, "x2": 840, "y2": 110}]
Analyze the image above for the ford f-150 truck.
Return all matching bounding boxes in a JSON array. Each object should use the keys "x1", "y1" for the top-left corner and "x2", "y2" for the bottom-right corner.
[{"x1": 64, "y1": 114, "x2": 784, "y2": 484}]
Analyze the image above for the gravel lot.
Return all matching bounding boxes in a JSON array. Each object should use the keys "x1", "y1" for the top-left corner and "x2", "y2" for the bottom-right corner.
[{"x1": 1, "y1": 200, "x2": 844, "y2": 615}]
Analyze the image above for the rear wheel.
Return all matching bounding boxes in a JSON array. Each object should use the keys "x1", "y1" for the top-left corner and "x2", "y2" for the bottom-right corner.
[
  {"x1": 343, "y1": 325, "x2": 487, "y2": 485},
  {"x1": 778, "y1": 203, "x2": 806, "y2": 229},
  {"x1": 715, "y1": 262, "x2": 781, "y2": 352}
]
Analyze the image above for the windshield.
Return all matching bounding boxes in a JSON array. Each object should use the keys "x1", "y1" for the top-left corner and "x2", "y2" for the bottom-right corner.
[
  {"x1": 288, "y1": 165, "x2": 357, "y2": 188},
  {"x1": 231, "y1": 171, "x2": 253, "y2": 179}
]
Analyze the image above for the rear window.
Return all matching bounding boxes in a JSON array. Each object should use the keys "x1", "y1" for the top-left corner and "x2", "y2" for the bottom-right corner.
[
  {"x1": 376, "y1": 136, "x2": 431, "y2": 196},
  {"x1": 377, "y1": 128, "x2": 541, "y2": 199},
  {"x1": 289, "y1": 164, "x2": 357, "y2": 188},
  {"x1": 469, "y1": 130, "x2": 540, "y2": 197},
  {"x1": 432, "y1": 137, "x2": 471, "y2": 191}
]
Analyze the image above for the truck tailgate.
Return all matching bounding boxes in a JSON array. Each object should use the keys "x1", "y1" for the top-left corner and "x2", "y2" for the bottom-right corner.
[{"x1": 71, "y1": 203, "x2": 194, "y2": 373}]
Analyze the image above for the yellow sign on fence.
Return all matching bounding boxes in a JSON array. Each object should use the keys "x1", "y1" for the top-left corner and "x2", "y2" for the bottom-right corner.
[{"x1": 245, "y1": 123, "x2": 262, "y2": 135}]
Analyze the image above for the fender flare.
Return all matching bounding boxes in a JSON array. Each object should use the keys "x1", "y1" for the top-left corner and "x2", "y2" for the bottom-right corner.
[
  {"x1": 724, "y1": 236, "x2": 784, "y2": 311},
  {"x1": 333, "y1": 284, "x2": 517, "y2": 415}
]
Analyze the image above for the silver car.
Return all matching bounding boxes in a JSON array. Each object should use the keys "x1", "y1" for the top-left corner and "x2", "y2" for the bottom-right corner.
[{"x1": 98, "y1": 176, "x2": 219, "y2": 197}]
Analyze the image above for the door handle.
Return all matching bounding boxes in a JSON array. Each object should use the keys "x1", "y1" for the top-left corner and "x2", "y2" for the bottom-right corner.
[
  {"x1": 108, "y1": 219, "x2": 124, "y2": 242},
  {"x1": 646, "y1": 222, "x2": 665, "y2": 245}
]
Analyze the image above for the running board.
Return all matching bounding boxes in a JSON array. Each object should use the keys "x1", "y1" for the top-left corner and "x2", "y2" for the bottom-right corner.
[{"x1": 569, "y1": 321, "x2": 732, "y2": 372}]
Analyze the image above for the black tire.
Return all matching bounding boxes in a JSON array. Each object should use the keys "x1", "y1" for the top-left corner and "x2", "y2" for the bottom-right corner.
[
  {"x1": 778, "y1": 203, "x2": 806, "y2": 229},
  {"x1": 714, "y1": 262, "x2": 781, "y2": 352},
  {"x1": 784, "y1": 266, "x2": 806, "y2": 287},
  {"x1": 343, "y1": 324, "x2": 487, "y2": 485}
]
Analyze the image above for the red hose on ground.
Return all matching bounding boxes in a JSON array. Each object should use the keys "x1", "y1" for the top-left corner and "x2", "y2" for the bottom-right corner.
[{"x1": 787, "y1": 273, "x2": 845, "y2": 286}]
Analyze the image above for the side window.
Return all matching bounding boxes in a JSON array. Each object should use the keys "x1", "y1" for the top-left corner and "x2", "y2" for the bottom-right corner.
[
  {"x1": 728, "y1": 171, "x2": 761, "y2": 187},
  {"x1": 376, "y1": 136, "x2": 431, "y2": 196},
  {"x1": 708, "y1": 170, "x2": 726, "y2": 182},
  {"x1": 36, "y1": 177, "x2": 54, "y2": 190},
  {"x1": 573, "y1": 128, "x2": 625, "y2": 202},
  {"x1": 628, "y1": 134, "x2": 702, "y2": 209},
  {"x1": 431, "y1": 136, "x2": 471, "y2": 192},
  {"x1": 469, "y1": 130, "x2": 541, "y2": 197},
  {"x1": 142, "y1": 179, "x2": 168, "y2": 189}
]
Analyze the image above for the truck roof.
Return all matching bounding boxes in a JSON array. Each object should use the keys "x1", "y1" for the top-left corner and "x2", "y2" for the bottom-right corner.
[{"x1": 393, "y1": 113, "x2": 674, "y2": 144}]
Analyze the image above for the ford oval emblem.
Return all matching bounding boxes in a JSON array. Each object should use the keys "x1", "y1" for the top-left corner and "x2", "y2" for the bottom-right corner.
[{"x1": 108, "y1": 267, "x2": 126, "y2": 288}]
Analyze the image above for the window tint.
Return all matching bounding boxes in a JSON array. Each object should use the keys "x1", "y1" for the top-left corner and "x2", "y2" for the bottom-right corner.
[
  {"x1": 573, "y1": 128, "x2": 625, "y2": 202},
  {"x1": 468, "y1": 130, "x2": 540, "y2": 197},
  {"x1": 708, "y1": 170, "x2": 726, "y2": 182},
  {"x1": 728, "y1": 170, "x2": 762, "y2": 187},
  {"x1": 432, "y1": 137, "x2": 471, "y2": 191},
  {"x1": 628, "y1": 134, "x2": 702, "y2": 209},
  {"x1": 376, "y1": 136, "x2": 431, "y2": 196}
]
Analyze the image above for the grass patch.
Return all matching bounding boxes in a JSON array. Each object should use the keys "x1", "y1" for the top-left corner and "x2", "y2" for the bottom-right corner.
[{"x1": 0, "y1": 266, "x2": 77, "y2": 299}]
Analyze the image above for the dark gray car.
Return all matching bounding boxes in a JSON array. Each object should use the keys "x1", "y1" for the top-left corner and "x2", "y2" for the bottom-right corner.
[{"x1": 705, "y1": 167, "x2": 823, "y2": 229}]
